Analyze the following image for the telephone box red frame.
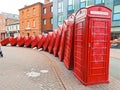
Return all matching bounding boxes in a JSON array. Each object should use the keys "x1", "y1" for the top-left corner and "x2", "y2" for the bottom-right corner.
[
  {"x1": 31, "y1": 35, "x2": 42, "y2": 48},
  {"x1": 17, "y1": 36, "x2": 25, "y2": 47},
  {"x1": 10, "y1": 37, "x2": 18, "y2": 46},
  {"x1": 63, "y1": 14, "x2": 75, "y2": 69},
  {"x1": 58, "y1": 20, "x2": 68, "y2": 61},
  {"x1": 24, "y1": 36, "x2": 32, "y2": 47},
  {"x1": 48, "y1": 30, "x2": 57, "y2": 53},
  {"x1": 37, "y1": 34, "x2": 47, "y2": 49},
  {"x1": 1, "y1": 38, "x2": 10, "y2": 46},
  {"x1": 53, "y1": 25, "x2": 63, "y2": 57},
  {"x1": 74, "y1": 5, "x2": 111, "y2": 85},
  {"x1": 43, "y1": 32, "x2": 53, "y2": 51}
]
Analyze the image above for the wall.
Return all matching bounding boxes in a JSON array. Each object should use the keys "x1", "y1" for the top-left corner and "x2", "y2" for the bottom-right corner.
[
  {"x1": 0, "y1": 15, "x2": 18, "y2": 40},
  {"x1": 42, "y1": 2, "x2": 53, "y2": 32},
  {"x1": 19, "y1": 2, "x2": 42, "y2": 37}
]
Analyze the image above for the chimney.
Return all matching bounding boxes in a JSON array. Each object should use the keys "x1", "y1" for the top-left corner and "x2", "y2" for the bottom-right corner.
[
  {"x1": 44, "y1": 0, "x2": 50, "y2": 4},
  {"x1": 24, "y1": 5, "x2": 27, "y2": 7}
]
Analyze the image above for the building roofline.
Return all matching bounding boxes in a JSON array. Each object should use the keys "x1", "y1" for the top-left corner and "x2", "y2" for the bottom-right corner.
[
  {"x1": 44, "y1": 1, "x2": 53, "y2": 5},
  {"x1": 6, "y1": 21, "x2": 19, "y2": 26},
  {"x1": 0, "y1": 12, "x2": 19, "y2": 20},
  {"x1": 19, "y1": 2, "x2": 43, "y2": 11}
]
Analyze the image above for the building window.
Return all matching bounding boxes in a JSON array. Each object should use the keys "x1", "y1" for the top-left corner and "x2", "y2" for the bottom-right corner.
[
  {"x1": 58, "y1": 21, "x2": 62, "y2": 25},
  {"x1": 58, "y1": 15, "x2": 63, "y2": 25},
  {"x1": 33, "y1": 8, "x2": 36, "y2": 16},
  {"x1": 33, "y1": 20, "x2": 36, "y2": 27},
  {"x1": 80, "y1": 0, "x2": 86, "y2": 8},
  {"x1": 50, "y1": 6, "x2": 53, "y2": 12},
  {"x1": 27, "y1": 21, "x2": 30, "y2": 28},
  {"x1": 95, "y1": 0, "x2": 102, "y2": 4},
  {"x1": 113, "y1": 14, "x2": 120, "y2": 20},
  {"x1": 16, "y1": 25, "x2": 18, "y2": 30},
  {"x1": 6, "y1": 26, "x2": 9, "y2": 30},
  {"x1": 68, "y1": 0, "x2": 74, "y2": 11},
  {"x1": 58, "y1": 16, "x2": 63, "y2": 22},
  {"x1": 68, "y1": 5, "x2": 73, "y2": 11},
  {"x1": 12, "y1": 26, "x2": 14, "y2": 30},
  {"x1": 58, "y1": 1, "x2": 63, "y2": 13},
  {"x1": 43, "y1": 19, "x2": 46, "y2": 25},
  {"x1": 22, "y1": 32, "x2": 24, "y2": 36},
  {"x1": 0, "y1": 26, "x2": 2, "y2": 30},
  {"x1": 50, "y1": 17, "x2": 53, "y2": 24},
  {"x1": 22, "y1": 11, "x2": 24, "y2": 18},
  {"x1": 43, "y1": 8, "x2": 46, "y2": 14},
  {"x1": 95, "y1": 0, "x2": 104, "y2": 4},
  {"x1": 27, "y1": 33, "x2": 30, "y2": 36},
  {"x1": 22, "y1": 22, "x2": 24, "y2": 28},
  {"x1": 10, "y1": 26, "x2": 11, "y2": 30},
  {"x1": 27, "y1": 9, "x2": 30, "y2": 17},
  {"x1": 114, "y1": 5, "x2": 120, "y2": 13},
  {"x1": 114, "y1": 0, "x2": 120, "y2": 5},
  {"x1": 113, "y1": 1, "x2": 120, "y2": 20},
  {"x1": 33, "y1": 32, "x2": 36, "y2": 35}
]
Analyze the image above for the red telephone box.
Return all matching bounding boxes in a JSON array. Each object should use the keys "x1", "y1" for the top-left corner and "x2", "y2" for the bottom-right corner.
[
  {"x1": 17, "y1": 36, "x2": 25, "y2": 47},
  {"x1": 63, "y1": 14, "x2": 75, "y2": 69},
  {"x1": 24, "y1": 36, "x2": 32, "y2": 47},
  {"x1": 43, "y1": 32, "x2": 53, "y2": 51},
  {"x1": 53, "y1": 25, "x2": 63, "y2": 56},
  {"x1": 31, "y1": 35, "x2": 42, "y2": 48},
  {"x1": 1, "y1": 37, "x2": 9, "y2": 46},
  {"x1": 58, "y1": 20, "x2": 68, "y2": 61},
  {"x1": 74, "y1": 5, "x2": 111, "y2": 85},
  {"x1": 37, "y1": 34, "x2": 47, "y2": 49},
  {"x1": 48, "y1": 30, "x2": 57, "y2": 53},
  {"x1": 10, "y1": 37, "x2": 18, "y2": 46}
]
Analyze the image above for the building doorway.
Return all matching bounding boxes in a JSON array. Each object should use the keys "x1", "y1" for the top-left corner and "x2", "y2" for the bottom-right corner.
[{"x1": 27, "y1": 33, "x2": 30, "y2": 36}]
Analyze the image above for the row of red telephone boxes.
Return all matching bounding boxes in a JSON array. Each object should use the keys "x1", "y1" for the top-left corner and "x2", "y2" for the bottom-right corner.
[{"x1": 0, "y1": 5, "x2": 112, "y2": 86}]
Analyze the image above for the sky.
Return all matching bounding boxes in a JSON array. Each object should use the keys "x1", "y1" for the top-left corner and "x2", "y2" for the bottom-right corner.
[{"x1": 0, "y1": 0, "x2": 52, "y2": 15}]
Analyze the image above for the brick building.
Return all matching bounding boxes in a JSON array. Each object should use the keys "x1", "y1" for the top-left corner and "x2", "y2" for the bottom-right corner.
[
  {"x1": 0, "y1": 12, "x2": 19, "y2": 40},
  {"x1": 19, "y1": 2, "x2": 43, "y2": 37},
  {"x1": 42, "y1": 1, "x2": 53, "y2": 33},
  {"x1": 19, "y1": 0, "x2": 53, "y2": 36}
]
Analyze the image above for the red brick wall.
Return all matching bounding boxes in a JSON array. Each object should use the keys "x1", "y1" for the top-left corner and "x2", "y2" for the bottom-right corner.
[
  {"x1": 19, "y1": 2, "x2": 42, "y2": 37},
  {"x1": 42, "y1": 2, "x2": 53, "y2": 32}
]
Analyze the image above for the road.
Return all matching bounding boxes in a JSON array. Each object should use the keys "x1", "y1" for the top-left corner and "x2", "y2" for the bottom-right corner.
[
  {"x1": 0, "y1": 46, "x2": 120, "y2": 90},
  {"x1": 0, "y1": 46, "x2": 63, "y2": 90}
]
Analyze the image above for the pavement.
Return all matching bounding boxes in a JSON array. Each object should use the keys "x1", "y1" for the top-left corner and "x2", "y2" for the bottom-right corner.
[
  {"x1": 110, "y1": 48, "x2": 120, "y2": 59},
  {"x1": 0, "y1": 46, "x2": 120, "y2": 90}
]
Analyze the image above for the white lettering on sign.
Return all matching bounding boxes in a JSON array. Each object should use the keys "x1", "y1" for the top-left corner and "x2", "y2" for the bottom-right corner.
[{"x1": 90, "y1": 11, "x2": 109, "y2": 15}]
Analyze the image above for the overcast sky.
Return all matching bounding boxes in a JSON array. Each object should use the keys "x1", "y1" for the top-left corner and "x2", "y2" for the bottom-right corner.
[{"x1": 0, "y1": 0, "x2": 52, "y2": 15}]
